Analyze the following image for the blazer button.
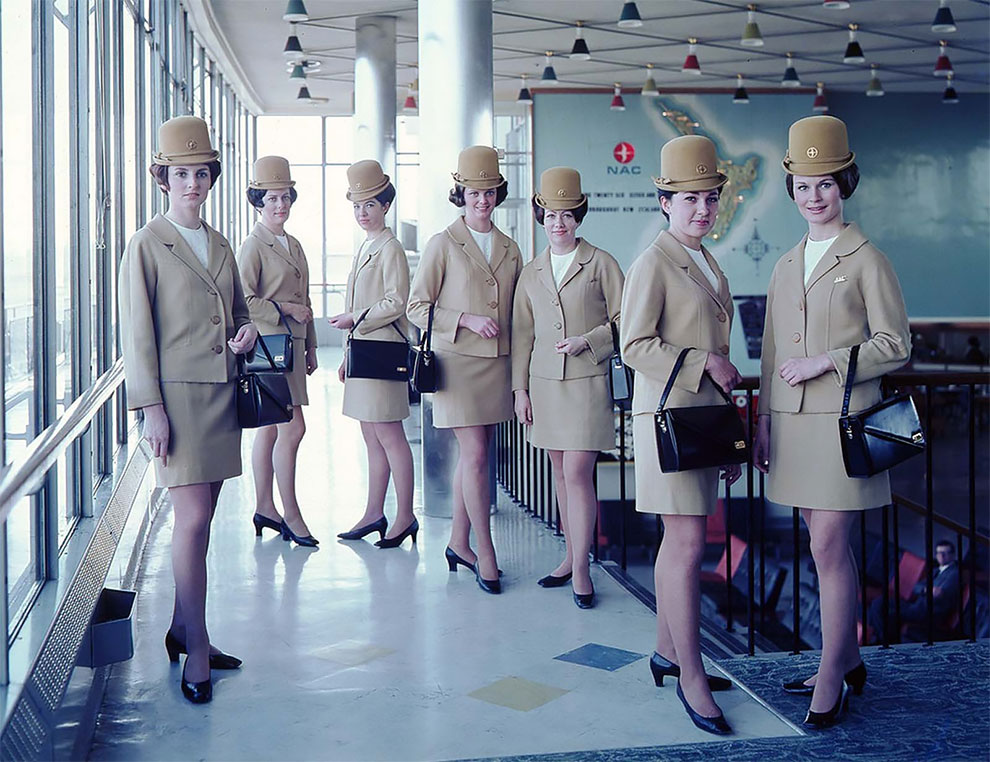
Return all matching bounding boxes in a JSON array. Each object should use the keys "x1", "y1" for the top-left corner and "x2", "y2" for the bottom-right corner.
[
  {"x1": 798, "y1": 303, "x2": 804, "y2": 311},
  {"x1": 207, "y1": 289, "x2": 216, "y2": 296},
  {"x1": 720, "y1": 344, "x2": 729, "y2": 355},
  {"x1": 489, "y1": 301, "x2": 498, "y2": 309},
  {"x1": 294, "y1": 292, "x2": 302, "y2": 298},
  {"x1": 211, "y1": 315, "x2": 221, "y2": 325},
  {"x1": 717, "y1": 313, "x2": 727, "y2": 322},
  {"x1": 213, "y1": 345, "x2": 223, "y2": 354},
  {"x1": 792, "y1": 332, "x2": 802, "y2": 343},
  {"x1": 295, "y1": 269, "x2": 301, "y2": 278},
  {"x1": 554, "y1": 322, "x2": 562, "y2": 330},
  {"x1": 487, "y1": 278, "x2": 495, "y2": 286},
  {"x1": 551, "y1": 299, "x2": 559, "y2": 306}
]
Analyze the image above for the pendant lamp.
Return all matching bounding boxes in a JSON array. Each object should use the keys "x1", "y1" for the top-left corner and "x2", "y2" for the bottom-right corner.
[
  {"x1": 517, "y1": 75, "x2": 533, "y2": 105},
  {"x1": 812, "y1": 83, "x2": 828, "y2": 111},
  {"x1": 932, "y1": 0, "x2": 957, "y2": 33},
  {"x1": 822, "y1": 0, "x2": 850, "y2": 8},
  {"x1": 733, "y1": 74, "x2": 749, "y2": 104},
  {"x1": 288, "y1": 64, "x2": 306, "y2": 82},
  {"x1": 865, "y1": 65, "x2": 884, "y2": 96},
  {"x1": 942, "y1": 73, "x2": 959, "y2": 103},
  {"x1": 283, "y1": 26, "x2": 304, "y2": 62},
  {"x1": 933, "y1": 41, "x2": 953, "y2": 76},
  {"x1": 781, "y1": 54, "x2": 801, "y2": 87},
  {"x1": 618, "y1": 2, "x2": 643, "y2": 28},
  {"x1": 682, "y1": 39, "x2": 701, "y2": 75},
  {"x1": 297, "y1": 85, "x2": 312, "y2": 102},
  {"x1": 843, "y1": 24, "x2": 865, "y2": 64},
  {"x1": 641, "y1": 64, "x2": 659, "y2": 97},
  {"x1": 541, "y1": 51, "x2": 558, "y2": 85},
  {"x1": 283, "y1": 0, "x2": 309, "y2": 22},
  {"x1": 740, "y1": 5, "x2": 764, "y2": 47},
  {"x1": 570, "y1": 21, "x2": 591, "y2": 59},
  {"x1": 610, "y1": 83, "x2": 626, "y2": 111}
]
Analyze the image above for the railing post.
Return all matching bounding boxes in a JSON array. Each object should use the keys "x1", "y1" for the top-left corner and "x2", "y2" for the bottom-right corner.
[
  {"x1": 725, "y1": 481, "x2": 733, "y2": 632},
  {"x1": 860, "y1": 512, "x2": 868, "y2": 647},
  {"x1": 759, "y1": 471, "x2": 766, "y2": 633},
  {"x1": 968, "y1": 383, "x2": 977, "y2": 642},
  {"x1": 881, "y1": 504, "x2": 890, "y2": 648},
  {"x1": 925, "y1": 384, "x2": 934, "y2": 646},
  {"x1": 619, "y1": 407, "x2": 628, "y2": 572},
  {"x1": 592, "y1": 460, "x2": 600, "y2": 564},
  {"x1": 745, "y1": 390, "x2": 755, "y2": 655},
  {"x1": 893, "y1": 501, "x2": 902, "y2": 642},
  {"x1": 792, "y1": 506, "x2": 801, "y2": 654}
]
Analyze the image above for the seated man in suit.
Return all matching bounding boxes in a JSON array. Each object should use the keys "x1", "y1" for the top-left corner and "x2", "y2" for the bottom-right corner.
[{"x1": 868, "y1": 540, "x2": 960, "y2": 643}]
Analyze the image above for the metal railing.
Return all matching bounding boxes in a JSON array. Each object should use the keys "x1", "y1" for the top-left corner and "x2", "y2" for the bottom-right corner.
[{"x1": 494, "y1": 370, "x2": 989, "y2": 656}]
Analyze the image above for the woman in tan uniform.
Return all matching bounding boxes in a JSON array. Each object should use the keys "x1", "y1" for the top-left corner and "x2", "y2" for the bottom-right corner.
[
  {"x1": 407, "y1": 146, "x2": 523, "y2": 594},
  {"x1": 330, "y1": 160, "x2": 416, "y2": 549},
  {"x1": 238, "y1": 156, "x2": 319, "y2": 547},
  {"x1": 754, "y1": 116, "x2": 910, "y2": 728},
  {"x1": 512, "y1": 167, "x2": 624, "y2": 609},
  {"x1": 620, "y1": 136, "x2": 740, "y2": 735},
  {"x1": 118, "y1": 116, "x2": 258, "y2": 703}
]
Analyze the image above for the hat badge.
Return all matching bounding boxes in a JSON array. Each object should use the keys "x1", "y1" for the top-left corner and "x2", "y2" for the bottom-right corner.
[
  {"x1": 556, "y1": 188, "x2": 567, "y2": 197},
  {"x1": 696, "y1": 163, "x2": 708, "y2": 175},
  {"x1": 355, "y1": 182, "x2": 363, "y2": 189},
  {"x1": 806, "y1": 146, "x2": 819, "y2": 159},
  {"x1": 479, "y1": 169, "x2": 489, "y2": 178},
  {"x1": 187, "y1": 139, "x2": 197, "y2": 150}
]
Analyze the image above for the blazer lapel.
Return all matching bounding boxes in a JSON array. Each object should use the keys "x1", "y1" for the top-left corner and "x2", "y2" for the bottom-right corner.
[
  {"x1": 700, "y1": 244, "x2": 732, "y2": 308},
  {"x1": 252, "y1": 222, "x2": 296, "y2": 270},
  {"x1": 532, "y1": 248, "x2": 558, "y2": 296},
  {"x1": 779, "y1": 237, "x2": 807, "y2": 309},
  {"x1": 488, "y1": 224, "x2": 511, "y2": 276},
  {"x1": 657, "y1": 231, "x2": 722, "y2": 308},
  {"x1": 448, "y1": 216, "x2": 493, "y2": 275},
  {"x1": 556, "y1": 239, "x2": 595, "y2": 292},
  {"x1": 805, "y1": 223, "x2": 867, "y2": 293},
  {"x1": 147, "y1": 214, "x2": 215, "y2": 288},
  {"x1": 354, "y1": 229, "x2": 392, "y2": 277},
  {"x1": 205, "y1": 223, "x2": 228, "y2": 282}
]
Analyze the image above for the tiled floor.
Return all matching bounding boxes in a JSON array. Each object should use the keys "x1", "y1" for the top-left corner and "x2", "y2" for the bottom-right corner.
[{"x1": 88, "y1": 349, "x2": 799, "y2": 762}]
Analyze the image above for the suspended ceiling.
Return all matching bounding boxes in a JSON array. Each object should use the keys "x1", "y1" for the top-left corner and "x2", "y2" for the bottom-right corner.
[{"x1": 201, "y1": 0, "x2": 990, "y2": 115}]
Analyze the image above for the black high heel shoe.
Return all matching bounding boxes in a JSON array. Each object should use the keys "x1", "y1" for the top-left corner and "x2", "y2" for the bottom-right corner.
[
  {"x1": 181, "y1": 663, "x2": 213, "y2": 704},
  {"x1": 573, "y1": 583, "x2": 595, "y2": 609},
  {"x1": 337, "y1": 516, "x2": 387, "y2": 542},
  {"x1": 281, "y1": 520, "x2": 319, "y2": 547},
  {"x1": 375, "y1": 518, "x2": 419, "y2": 548},
  {"x1": 446, "y1": 547, "x2": 504, "y2": 576},
  {"x1": 165, "y1": 631, "x2": 242, "y2": 670},
  {"x1": 650, "y1": 652, "x2": 732, "y2": 692},
  {"x1": 783, "y1": 661, "x2": 866, "y2": 696},
  {"x1": 676, "y1": 680, "x2": 732, "y2": 736},
  {"x1": 803, "y1": 682, "x2": 851, "y2": 729},
  {"x1": 253, "y1": 513, "x2": 282, "y2": 537},
  {"x1": 474, "y1": 563, "x2": 501, "y2": 595},
  {"x1": 537, "y1": 571, "x2": 572, "y2": 588}
]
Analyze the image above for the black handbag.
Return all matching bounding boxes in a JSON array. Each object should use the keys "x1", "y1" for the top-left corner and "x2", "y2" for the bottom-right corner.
[
  {"x1": 654, "y1": 347, "x2": 748, "y2": 473},
  {"x1": 243, "y1": 301, "x2": 293, "y2": 374},
  {"x1": 608, "y1": 321, "x2": 634, "y2": 410},
  {"x1": 838, "y1": 344, "x2": 925, "y2": 478},
  {"x1": 410, "y1": 304, "x2": 439, "y2": 394},
  {"x1": 236, "y1": 346, "x2": 293, "y2": 429},
  {"x1": 345, "y1": 309, "x2": 411, "y2": 382}
]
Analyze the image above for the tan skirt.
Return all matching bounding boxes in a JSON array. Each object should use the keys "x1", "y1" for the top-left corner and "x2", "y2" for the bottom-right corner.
[
  {"x1": 632, "y1": 412, "x2": 719, "y2": 516},
  {"x1": 529, "y1": 374, "x2": 615, "y2": 451},
  {"x1": 156, "y1": 381, "x2": 242, "y2": 488},
  {"x1": 342, "y1": 375, "x2": 410, "y2": 422},
  {"x1": 286, "y1": 337, "x2": 308, "y2": 406},
  {"x1": 768, "y1": 411, "x2": 890, "y2": 511},
  {"x1": 431, "y1": 351, "x2": 512, "y2": 429}
]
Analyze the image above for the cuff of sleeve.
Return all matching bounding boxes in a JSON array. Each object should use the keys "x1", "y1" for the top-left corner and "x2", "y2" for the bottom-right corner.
[
  {"x1": 827, "y1": 348, "x2": 848, "y2": 386},
  {"x1": 127, "y1": 393, "x2": 164, "y2": 411},
  {"x1": 679, "y1": 349, "x2": 708, "y2": 393}
]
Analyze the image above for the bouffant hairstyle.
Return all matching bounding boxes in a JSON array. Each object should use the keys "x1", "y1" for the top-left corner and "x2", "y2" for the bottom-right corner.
[
  {"x1": 374, "y1": 182, "x2": 396, "y2": 208},
  {"x1": 656, "y1": 187, "x2": 724, "y2": 221},
  {"x1": 247, "y1": 186, "x2": 299, "y2": 210},
  {"x1": 532, "y1": 197, "x2": 589, "y2": 225},
  {"x1": 448, "y1": 182, "x2": 509, "y2": 208},
  {"x1": 150, "y1": 161, "x2": 222, "y2": 193},
  {"x1": 785, "y1": 163, "x2": 860, "y2": 200}
]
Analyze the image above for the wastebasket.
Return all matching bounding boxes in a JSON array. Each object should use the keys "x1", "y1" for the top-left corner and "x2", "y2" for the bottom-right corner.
[{"x1": 77, "y1": 588, "x2": 136, "y2": 668}]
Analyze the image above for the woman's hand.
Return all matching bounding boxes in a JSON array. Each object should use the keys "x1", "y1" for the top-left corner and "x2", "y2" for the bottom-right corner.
[
  {"x1": 514, "y1": 390, "x2": 533, "y2": 426},
  {"x1": 228, "y1": 323, "x2": 258, "y2": 355},
  {"x1": 754, "y1": 414, "x2": 771, "y2": 474},
  {"x1": 555, "y1": 336, "x2": 590, "y2": 356},
  {"x1": 141, "y1": 404, "x2": 170, "y2": 465},
  {"x1": 306, "y1": 347, "x2": 318, "y2": 375},
  {"x1": 778, "y1": 353, "x2": 834, "y2": 387},
  {"x1": 328, "y1": 312, "x2": 355, "y2": 331},
  {"x1": 459, "y1": 313, "x2": 499, "y2": 339},
  {"x1": 337, "y1": 357, "x2": 346, "y2": 383},
  {"x1": 705, "y1": 352, "x2": 742, "y2": 394},
  {"x1": 281, "y1": 302, "x2": 313, "y2": 324},
  {"x1": 720, "y1": 463, "x2": 742, "y2": 486}
]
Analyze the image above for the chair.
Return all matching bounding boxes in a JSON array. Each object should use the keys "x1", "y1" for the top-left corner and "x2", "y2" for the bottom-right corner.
[
  {"x1": 705, "y1": 500, "x2": 726, "y2": 545},
  {"x1": 866, "y1": 549, "x2": 927, "y2": 603},
  {"x1": 700, "y1": 534, "x2": 747, "y2": 584}
]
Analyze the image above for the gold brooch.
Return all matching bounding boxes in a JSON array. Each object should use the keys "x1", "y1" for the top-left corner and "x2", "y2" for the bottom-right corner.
[
  {"x1": 557, "y1": 189, "x2": 567, "y2": 197},
  {"x1": 355, "y1": 182, "x2": 362, "y2": 189},
  {"x1": 479, "y1": 169, "x2": 489, "y2": 178},
  {"x1": 806, "y1": 146, "x2": 819, "y2": 158},
  {"x1": 187, "y1": 140, "x2": 197, "y2": 150},
  {"x1": 696, "y1": 164, "x2": 708, "y2": 174}
]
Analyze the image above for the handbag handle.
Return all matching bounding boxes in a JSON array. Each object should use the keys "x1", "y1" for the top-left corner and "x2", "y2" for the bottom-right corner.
[
  {"x1": 422, "y1": 304, "x2": 434, "y2": 352},
  {"x1": 840, "y1": 344, "x2": 860, "y2": 418},
  {"x1": 270, "y1": 299, "x2": 292, "y2": 333},
  {"x1": 349, "y1": 307, "x2": 410, "y2": 344},
  {"x1": 656, "y1": 346, "x2": 734, "y2": 413},
  {"x1": 610, "y1": 320, "x2": 621, "y2": 356}
]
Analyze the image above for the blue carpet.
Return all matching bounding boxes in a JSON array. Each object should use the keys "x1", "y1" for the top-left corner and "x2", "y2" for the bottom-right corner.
[{"x1": 554, "y1": 643, "x2": 646, "y2": 672}]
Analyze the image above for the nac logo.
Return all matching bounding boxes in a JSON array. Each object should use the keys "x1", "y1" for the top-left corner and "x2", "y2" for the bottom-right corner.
[{"x1": 613, "y1": 142, "x2": 636, "y2": 164}]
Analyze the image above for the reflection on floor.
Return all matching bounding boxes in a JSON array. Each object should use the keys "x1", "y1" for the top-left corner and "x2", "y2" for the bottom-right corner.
[{"x1": 88, "y1": 349, "x2": 798, "y2": 761}]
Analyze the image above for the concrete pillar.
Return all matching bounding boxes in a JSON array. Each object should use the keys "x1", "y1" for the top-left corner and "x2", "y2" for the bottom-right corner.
[
  {"x1": 354, "y1": 16, "x2": 397, "y2": 226},
  {"x1": 417, "y1": 0, "x2": 494, "y2": 517}
]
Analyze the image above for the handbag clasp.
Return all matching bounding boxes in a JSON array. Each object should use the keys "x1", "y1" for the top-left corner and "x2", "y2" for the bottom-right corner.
[
  {"x1": 734, "y1": 441, "x2": 745, "y2": 449},
  {"x1": 912, "y1": 431, "x2": 923, "y2": 443}
]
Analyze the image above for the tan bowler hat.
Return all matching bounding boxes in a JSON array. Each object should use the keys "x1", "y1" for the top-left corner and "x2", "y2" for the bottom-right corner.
[
  {"x1": 346, "y1": 160, "x2": 391, "y2": 202},
  {"x1": 451, "y1": 146, "x2": 506, "y2": 190},
  {"x1": 152, "y1": 115, "x2": 219, "y2": 166},
  {"x1": 653, "y1": 135, "x2": 727, "y2": 192},
  {"x1": 782, "y1": 115, "x2": 855, "y2": 176},
  {"x1": 533, "y1": 167, "x2": 587, "y2": 211},
  {"x1": 249, "y1": 155, "x2": 295, "y2": 190}
]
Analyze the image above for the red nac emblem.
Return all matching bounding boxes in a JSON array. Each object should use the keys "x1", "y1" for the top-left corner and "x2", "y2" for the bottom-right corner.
[{"x1": 613, "y1": 142, "x2": 635, "y2": 164}]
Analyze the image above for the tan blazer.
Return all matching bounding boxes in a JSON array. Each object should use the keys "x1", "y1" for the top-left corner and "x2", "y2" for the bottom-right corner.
[
  {"x1": 511, "y1": 239, "x2": 624, "y2": 390},
  {"x1": 344, "y1": 228, "x2": 410, "y2": 342},
  {"x1": 758, "y1": 223, "x2": 910, "y2": 415},
  {"x1": 118, "y1": 214, "x2": 251, "y2": 410},
  {"x1": 407, "y1": 216, "x2": 522, "y2": 357},
  {"x1": 237, "y1": 222, "x2": 316, "y2": 350},
  {"x1": 620, "y1": 230, "x2": 733, "y2": 416}
]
